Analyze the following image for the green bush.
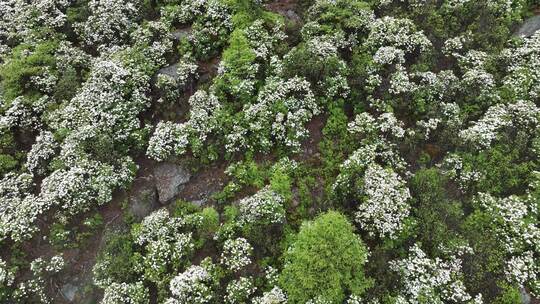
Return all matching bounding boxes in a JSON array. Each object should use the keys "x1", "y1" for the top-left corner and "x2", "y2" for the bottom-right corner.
[
  {"x1": 280, "y1": 211, "x2": 371, "y2": 303},
  {"x1": 0, "y1": 41, "x2": 58, "y2": 101}
]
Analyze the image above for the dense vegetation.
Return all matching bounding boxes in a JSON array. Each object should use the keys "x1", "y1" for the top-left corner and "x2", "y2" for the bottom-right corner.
[{"x1": 1, "y1": 0, "x2": 540, "y2": 303}]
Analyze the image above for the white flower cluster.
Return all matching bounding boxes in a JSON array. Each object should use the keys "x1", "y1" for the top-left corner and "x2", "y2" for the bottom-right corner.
[
  {"x1": 77, "y1": 0, "x2": 141, "y2": 48},
  {"x1": 25, "y1": 131, "x2": 56, "y2": 174},
  {"x1": 221, "y1": 237, "x2": 253, "y2": 272},
  {"x1": 0, "y1": 0, "x2": 68, "y2": 50},
  {"x1": 147, "y1": 90, "x2": 221, "y2": 160},
  {"x1": 226, "y1": 76, "x2": 319, "y2": 153},
  {"x1": 238, "y1": 186, "x2": 286, "y2": 226},
  {"x1": 355, "y1": 164, "x2": 411, "y2": 239},
  {"x1": 366, "y1": 17, "x2": 431, "y2": 54},
  {"x1": 474, "y1": 193, "x2": 540, "y2": 295},
  {"x1": 460, "y1": 101, "x2": 540, "y2": 149},
  {"x1": 245, "y1": 19, "x2": 286, "y2": 60},
  {"x1": 187, "y1": 0, "x2": 233, "y2": 57},
  {"x1": 439, "y1": 154, "x2": 482, "y2": 191},
  {"x1": 0, "y1": 173, "x2": 43, "y2": 241},
  {"x1": 501, "y1": 32, "x2": 540, "y2": 101},
  {"x1": 348, "y1": 112, "x2": 405, "y2": 139},
  {"x1": 391, "y1": 244, "x2": 483, "y2": 304},
  {"x1": 129, "y1": 209, "x2": 199, "y2": 282},
  {"x1": 166, "y1": 264, "x2": 215, "y2": 304},
  {"x1": 147, "y1": 121, "x2": 190, "y2": 161},
  {"x1": 101, "y1": 282, "x2": 149, "y2": 304},
  {"x1": 14, "y1": 255, "x2": 65, "y2": 304},
  {"x1": 334, "y1": 141, "x2": 407, "y2": 196},
  {"x1": 225, "y1": 277, "x2": 257, "y2": 304},
  {"x1": 253, "y1": 286, "x2": 288, "y2": 304},
  {"x1": 0, "y1": 96, "x2": 44, "y2": 131},
  {"x1": 0, "y1": 258, "x2": 14, "y2": 288}
]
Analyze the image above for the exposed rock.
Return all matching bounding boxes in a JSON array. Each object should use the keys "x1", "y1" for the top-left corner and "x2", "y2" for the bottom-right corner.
[
  {"x1": 521, "y1": 288, "x2": 531, "y2": 304},
  {"x1": 128, "y1": 178, "x2": 159, "y2": 220},
  {"x1": 154, "y1": 163, "x2": 191, "y2": 204},
  {"x1": 172, "y1": 27, "x2": 192, "y2": 40},
  {"x1": 516, "y1": 15, "x2": 540, "y2": 37},
  {"x1": 60, "y1": 283, "x2": 79, "y2": 302},
  {"x1": 157, "y1": 63, "x2": 181, "y2": 79},
  {"x1": 285, "y1": 9, "x2": 301, "y2": 22}
]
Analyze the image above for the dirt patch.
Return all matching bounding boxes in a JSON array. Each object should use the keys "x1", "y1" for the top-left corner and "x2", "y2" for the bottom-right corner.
[{"x1": 265, "y1": 0, "x2": 298, "y2": 13}]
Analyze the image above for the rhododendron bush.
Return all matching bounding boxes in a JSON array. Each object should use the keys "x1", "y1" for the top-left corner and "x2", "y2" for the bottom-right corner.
[{"x1": 0, "y1": 0, "x2": 539, "y2": 302}]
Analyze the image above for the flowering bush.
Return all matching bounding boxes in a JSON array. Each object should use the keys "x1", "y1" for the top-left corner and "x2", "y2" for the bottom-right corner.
[
  {"x1": 166, "y1": 262, "x2": 216, "y2": 304},
  {"x1": 221, "y1": 237, "x2": 253, "y2": 272},
  {"x1": 225, "y1": 277, "x2": 256, "y2": 304},
  {"x1": 101, "y1": 282, "x2": 149, "y2": 304},
  {"x1": 238, "y1": 186, "x2": 285, "y2": 226},
  {"x1": 226, "y1": 76, "x2": 319, "y2": 153},
  {"x1": 391, "y1": 244, "x2": 483, "y2": 303},
  {"x1": 355, "y1": 164, "x2": 411, "y2": 239}
]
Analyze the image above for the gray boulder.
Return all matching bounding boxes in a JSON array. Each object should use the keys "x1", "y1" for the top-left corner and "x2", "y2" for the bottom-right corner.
[
  {"x1": 157, "y1": 63, "x2": 182, "y2": 79},
  {"x1": 60, "y1": 283, "x2": 79, "y2": 302},
  {"x1": 154, "y1": 163, "x2": 191, "y2": 204},
  {"x1": 128, "y1": 179, "x2": 159, "y2": 219},
  {"x1": 516, "y1": 15, "x2": 540, "y2": 37},
  {"x1": 172, "y1": 27, "x2": 192, "y2": 40}
]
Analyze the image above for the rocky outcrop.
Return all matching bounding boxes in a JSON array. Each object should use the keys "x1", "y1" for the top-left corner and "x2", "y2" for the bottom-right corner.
[
  {"x1": 516, "y1": 15, "x2": 540, "y2": 37},
  {"x1": 153, "y1": 163, "x2": 191, "y2": 204}
]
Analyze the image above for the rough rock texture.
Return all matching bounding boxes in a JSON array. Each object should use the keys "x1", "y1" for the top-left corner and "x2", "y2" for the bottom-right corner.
[
  {"x1": 128, "y1": 178, "x2": 159, "y2": 219},
  {"x1": 172, "y1": 27, "x2": 192, "y2": 40},
  {"x1": 516, "y1": 15, "x2": 540, "y2": 37},
  {"x1": 153, "y1": 163, "x2": 191, "y2": 204},
  {"x1": 157, "y1": 62, "x2": 182, "y2": 79},
  {"x1": 60, "y1": 283, "x2": 78, "y2": 302}
]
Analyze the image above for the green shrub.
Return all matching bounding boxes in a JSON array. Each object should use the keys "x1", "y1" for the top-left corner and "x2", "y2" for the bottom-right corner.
[{"x1": 280, "y1": 211, "x2": 371, "y2": 303}]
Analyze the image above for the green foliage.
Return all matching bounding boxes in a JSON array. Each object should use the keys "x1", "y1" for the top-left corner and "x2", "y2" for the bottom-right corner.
[
  {"x1": 93, "y1": 233, "x2": 138, "y2": 285},
  {"x1": 0, "y1": 41, "x2": 58, "y2": 101},
  {"x1": 280, "y1": 211, "x2": 371, "y2": 303},
  {"x1": 409, "y1": 168, "x2": 464, "y2": 255},
  {"x1": 493, "y1": 282, "x2": 522, "y2": 304}
]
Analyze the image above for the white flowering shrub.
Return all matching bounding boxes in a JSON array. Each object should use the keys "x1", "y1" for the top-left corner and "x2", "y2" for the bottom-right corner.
[
  {"x1": 391, "y1": 244, "x2": 483, "y2": 304},
  {"x1": 253, "y1": 286, "x2": 288, "y2": 304},
  {"x1": 129, "y1": 209, "x2": 200, "y2": 283},
  {"x1": 472, "y1": 193, "x2": 540, "y2": 296},
  {"x1": 147, "y1": 122, "x2": 190, "y2": 161},
  {"x1": 77, "y1": 0, "x2": 141, "y2": 48},
  {"x1": 147, "y1": 89, "x2": 221, "y2": 160},
  {"x1": 0, "y1": 258, "x2": 14, "y2": 289},
  {"x1": 13, "y1": 255, "x2": 64, "y2": 304},
  {"x1": 459, "y1": 101, "x2": 540, "y2": 149},
  {"x1": 0, "y1": 173, "x2": 43, "y2": 241},
  {"x1": 226, "y1": 76, "x2": 319, "y2": 153},
  {"x1": 355, "y1": 164, "x2": 411, "y2": 239},
  {"x1": 101, "y1": 282, "x2": 149, "y2": 304},
  {"x1": 221, "y1": 237, "x2": 253, "y2": 272},
  {"x1": 225, "y1": 277, "x2": 257, "y2": 304},
  {"x1": 238, "y1": 186, "x2": 285, "y2": 226},
  {"x1": 501, "y1": 32, "x2": 540, "y2": 101},
  {"x1": 366, "y1": 17, "x2": 431, "y2": 54},
  {"x1": 0, "y1": 96, "x2": 43, "y2": 131},
  {"x1": 166, "y1": 262, "x2": 216, "y2": 304},
  {"x1": 25, "y1": 131, "x2": 56, "y2": 174},
  {"x1": 186, "y1": 0, "x2": 233, "y2": 59}
]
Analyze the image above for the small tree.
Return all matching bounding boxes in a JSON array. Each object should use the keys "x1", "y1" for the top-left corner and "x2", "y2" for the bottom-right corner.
[{"x1": 279, "y1": 211, "x2": 371, "y2": 303}]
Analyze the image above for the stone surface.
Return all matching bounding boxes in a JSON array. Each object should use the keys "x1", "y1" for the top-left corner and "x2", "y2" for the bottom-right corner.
[
  {"x1": 128, "y1": 178, "x2": 159, "y2": 219},
  {"x1": 516, "y1": 15, "x2": 540, "y2": 37},
  {"x1": 60, "y1": 283, "x2": 79, "y2": 302},
  {"x1": 157, "y1": 63, "x2": 181, "y2": 79},
  {"x1": 154, "y1": 163, "x2": 191, "y2": 204},
  {"x1": 521, "y1": 288, "x2": 531, "y2": 304},
  {"x1": 172, "y1": 27, "x2": 192, "y2": 40}
]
